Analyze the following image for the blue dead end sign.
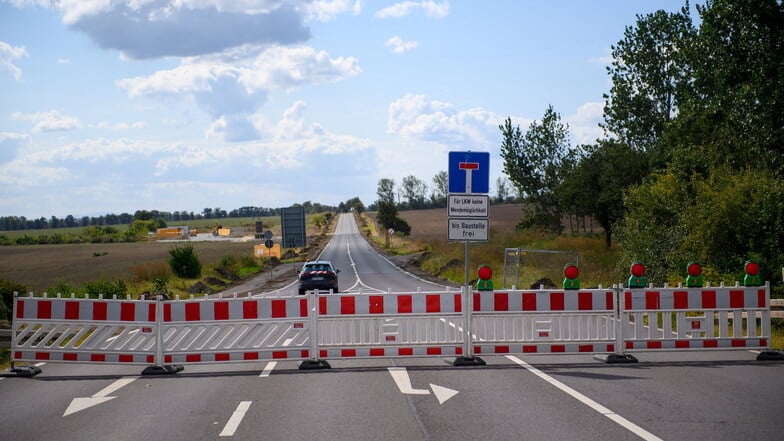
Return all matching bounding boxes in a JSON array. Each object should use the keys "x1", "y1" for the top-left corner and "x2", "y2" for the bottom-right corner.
[{"x1": 448, "y1": 151, "x2": 490, "y2": 194}]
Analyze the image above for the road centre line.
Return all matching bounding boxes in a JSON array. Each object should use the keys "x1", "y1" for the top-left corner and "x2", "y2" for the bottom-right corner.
[
  {"x1": 506, "y1": 355, "x2": 663, "y2": 441},
  {"x1": 259, "y1": 337, "x2": 294, "y2": 377},
  {"x1": 259, "y1": 362, "x2": 276, "y2": 378},
  {"x1": 219, "y1": 401, "x2": 252, "y2": 437}
]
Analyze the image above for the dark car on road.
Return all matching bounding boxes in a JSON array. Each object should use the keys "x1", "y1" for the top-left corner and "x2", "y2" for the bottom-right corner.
[{"x1": 298, "y1": 260, "x2": 340, "y2": 294}]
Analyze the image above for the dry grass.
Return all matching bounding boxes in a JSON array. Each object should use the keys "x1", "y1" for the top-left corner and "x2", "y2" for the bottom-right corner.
[
  {"x1": 0, "y1": 241, "x2": 261, "y2": 293},
  {"x1": 367, "y1": 205, "x2": 623, "y2": 288},
  {"x1": 130, "y1": 262, "x2": 171, "y2": 282}
]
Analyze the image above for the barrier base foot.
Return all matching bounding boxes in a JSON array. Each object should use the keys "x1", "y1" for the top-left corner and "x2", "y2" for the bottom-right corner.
[
  {"x1": 142, "y1": 365, "x2": 184, "y2": 375},
  {"x1": 10, "y1": 365, "x2": 42, "y2": 377},
  {"x1": 756, "y1": 350, "x2": 784, "y2": 361},
  {"x1": 594, "y1": 353, "x2": 638, "y2": 364},
  {"x1": 299, "y1": 360, "x2": 331, "y2": 370},
  {"x1": 452, "y1": 357, "x2": 486, "y2": 367}
]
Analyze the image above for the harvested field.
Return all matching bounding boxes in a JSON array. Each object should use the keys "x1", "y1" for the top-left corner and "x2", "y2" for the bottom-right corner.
[
  {"x1": 0, "y1": 207, "x2": 523, "y2": 293},
  {"x1": 0, "y1": 241, "x2": 260, "y2": 292}
]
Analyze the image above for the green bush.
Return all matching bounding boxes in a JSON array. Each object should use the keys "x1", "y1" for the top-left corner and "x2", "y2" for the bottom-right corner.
[
  {"x1": 219, "y1": 255, "x2": 238, "y2": 270},
  {"x1": 239, "y1": 255, "x2": 258, "y2": 268},
  {"x1": 0, "y1": 279, "x2": 26, "y2": 322},
  {"x1": 169, "y1": 245, "x2": 202, "y2": 278},
  {"x1": 15, "y1": 235, "x2": 37, "y2": 245},
  {"x1": 82, "y1": 279, "x2": 128, "y2": 298},
  {"x1": 617, "y1": 168, "x2": 784, "y2": 285}
]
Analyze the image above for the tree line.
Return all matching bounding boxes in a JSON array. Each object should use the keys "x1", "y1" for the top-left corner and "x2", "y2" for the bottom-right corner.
[
  {"x1": 368, "y1": 173, "x2": 516, "y2": 213},
  {"x1": 499, "y1": 0, "x2": 784, "y2": 285},
  {"x1": 0, "y1": 202, "x2": 360, "y2": 232}
]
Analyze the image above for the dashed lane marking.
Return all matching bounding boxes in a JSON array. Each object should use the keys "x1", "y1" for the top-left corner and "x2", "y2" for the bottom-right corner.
[{"x1": 219, "y1": 401, "x2": 252, "y2": 437}]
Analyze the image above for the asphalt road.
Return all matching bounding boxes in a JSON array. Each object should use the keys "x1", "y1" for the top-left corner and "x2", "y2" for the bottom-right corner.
[{"x1": 2, "y1": 214, "x2": 783, "y2": 441}]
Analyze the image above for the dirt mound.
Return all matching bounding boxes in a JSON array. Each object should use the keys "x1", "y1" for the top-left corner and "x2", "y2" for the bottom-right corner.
[{"x1": 188, "y1": 281, "x2": 215, "y2": 294}]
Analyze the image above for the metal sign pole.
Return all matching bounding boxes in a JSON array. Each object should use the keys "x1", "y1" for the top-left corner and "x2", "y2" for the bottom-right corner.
[{"x1": 464, "y1": 241, "x2": 470, "y2": 287}]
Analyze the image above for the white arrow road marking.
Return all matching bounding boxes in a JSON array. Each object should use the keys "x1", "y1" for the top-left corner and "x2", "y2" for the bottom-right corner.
[
  {"x1": 388, "y1": 367, "x2": 430, "y2": 395},
  {"x1": 430, "y1": 383, "x2": 459, "y2": 404},
  {"x1": 64, "y1": 376, "x2": 138, "y2": 417},
  {"x1": 387, "y1": 367, "x2": 459, "y2": 404},
  {"x1": 219, "y1": 401, "x2": 252, "y2": 437}
]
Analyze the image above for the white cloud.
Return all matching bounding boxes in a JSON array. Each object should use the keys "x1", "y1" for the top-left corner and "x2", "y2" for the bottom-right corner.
[
  {"x1": 387, "y1": 94, "x2": 505, "y2": 148},
  {"x1": 46, "y1": 1, "x2": 312, "y2": 59},
  {"x1": 118, "y1": 46, "x2": 360, "y2": 98},
  {"x1": 376, "y1": 1, "x2": 449, "y2": 19},
  {"x1": 0, "y1": 40, "x2": 28, "y2": 81},
  {"x1": 12, "y1": 110, "x2": 82, "y2": 133},
  {"x1": 117, "y1": 46, "x2": 360, "y2": 142},
  {"x1": 242, "y1": 46, "x2": 361, "y2": 91},
  {"x1": 305, "y1": 0, "x2": 362, "y2": 21},
  {"x1": 566, "y1": 102, "x2": 604, "y2": 145},
  {"x1": 385, "y1": 36, "x2": 418, "y2": 54},
  {"x1": 96, "y1": 121, "x2": 147, "y2": 130}
]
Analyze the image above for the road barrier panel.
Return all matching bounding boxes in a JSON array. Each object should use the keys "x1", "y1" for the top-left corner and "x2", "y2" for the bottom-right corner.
[
  {"x1": 11, "y1": 293, "x2": 160, "y2": 375},
  {"x1": 606, "y1": 281, "x2": 784, "y2": 362},
  {"x1": 311, "y1": 290, "x2": 468, "y2": 365},
  {"x1": 471, "y1": 288, "x2": 618, "y2": 357},
  {"x1": 159, "y1": 295, "x2": 310, "y2": 365},
  {"x1": 619, "y1": 283, "x2": 769, "y2": 352}
]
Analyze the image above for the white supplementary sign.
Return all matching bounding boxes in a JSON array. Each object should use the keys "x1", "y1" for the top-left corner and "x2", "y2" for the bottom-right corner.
[
  {"x1": 448, "y1": 218, "x2": 489, "y2": 242},
  {"x1": 448, "y1": 194, "x2": 489, "y2": 218}
]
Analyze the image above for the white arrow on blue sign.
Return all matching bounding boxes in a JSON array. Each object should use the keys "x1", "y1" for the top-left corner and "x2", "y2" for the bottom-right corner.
[{"x1": 448, "y1": 151, "x2": 490, "y2": 194}]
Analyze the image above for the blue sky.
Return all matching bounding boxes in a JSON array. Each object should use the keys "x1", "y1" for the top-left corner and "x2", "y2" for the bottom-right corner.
[{"x1": 0, "y1": 0, "x2": 691, "y2": 218}]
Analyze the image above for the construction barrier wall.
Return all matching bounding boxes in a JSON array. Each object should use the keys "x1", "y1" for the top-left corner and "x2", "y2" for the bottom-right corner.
[{"x1": 9, "y1": 282, "x2": 775, "y2": 373}]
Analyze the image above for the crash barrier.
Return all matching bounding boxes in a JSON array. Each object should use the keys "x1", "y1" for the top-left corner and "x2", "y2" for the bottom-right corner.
[{"x1": 8, "y1": 282, "x2": 779, "y2": 375}]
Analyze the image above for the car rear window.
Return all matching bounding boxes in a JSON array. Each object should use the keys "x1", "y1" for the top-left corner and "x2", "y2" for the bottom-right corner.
[{"x1": 305, "y1": 264, "x2": 331, "y2": 272}]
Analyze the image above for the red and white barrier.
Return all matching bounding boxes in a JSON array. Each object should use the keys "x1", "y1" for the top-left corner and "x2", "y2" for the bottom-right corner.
[
  {"x1": 12, "y1": 294, "x2": 158, "y2": 366},
  {"x1": 471, "y1": 289, "x2": 617, "y2": 357},
  {"x1": 160, "y1": 296, "x2": 310, "y2": 365},
  {"x1": 10, "y1": 282, "x2": 776, "y2": 374},
  {"x1": 16, "y1": 296, "x2": 156, "y2": 322},
  {"x1": 620, "y1": 284, "x2": 770, "y2": 353},
  {"x1": 314, "y1": 292, "x2": 465, "y2": 361}
]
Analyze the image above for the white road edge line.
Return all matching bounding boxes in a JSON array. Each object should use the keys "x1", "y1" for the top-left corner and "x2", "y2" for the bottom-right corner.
[
  {"x1": 506, "y1": 355, "x2": 663, "y2": 441},
  {"x1": 219, "y1": 401, "x2": 252, "y2": 437}
]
